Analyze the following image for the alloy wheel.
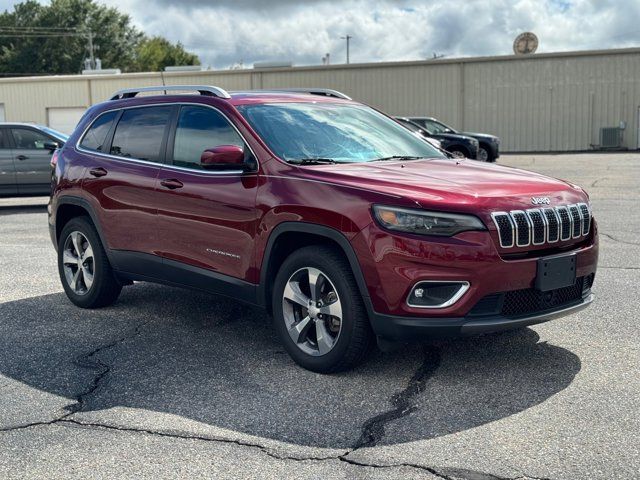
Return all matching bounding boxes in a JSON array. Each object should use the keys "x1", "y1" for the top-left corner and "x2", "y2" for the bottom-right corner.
[
  {"x1": 62, "y1": 231, "x2": 95, "y2": 295},
  {"x1": 478, "y1": 148, "x2": 489, "y2": 162},
  {"x1": 282, "y1": 267, "x2": 343, "y2": 356}
]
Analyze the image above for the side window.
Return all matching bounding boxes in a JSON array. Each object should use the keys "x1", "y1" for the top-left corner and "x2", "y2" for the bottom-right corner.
[
  {"x1": 80, "y1": 111, "x2": 118, "y2": 152},
  {"x1": 172, "y1": 106, "x2": 244, "y2": 170},
  {"x1": 11, "y1": 128, "x2": 51, "y2": 150},
  {"x1": 0, "y1": 130, "x2": 9, "y2": 149},
  {"x1": 110, "y1": 106, "x2": 173, "y2": 162}
]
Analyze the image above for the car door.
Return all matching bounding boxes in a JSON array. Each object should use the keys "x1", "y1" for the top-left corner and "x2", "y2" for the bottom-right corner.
[
  {"x1": 155, "y1": 104, "x2": 259, "y2": 282},
  {"x1": 10, "y1": 126, "x2": 58, "y2": 195},
  {"x1": 80, "y1": 105, "x2": 175, "y2": 256},
  {"x1": 0, "y1": 129, "x2": 17, "y2": 196}
]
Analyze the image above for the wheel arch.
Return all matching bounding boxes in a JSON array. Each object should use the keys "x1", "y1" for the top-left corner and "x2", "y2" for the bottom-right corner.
[
  {"x1": 55, "y1": 197, "x2": 110, "y2": 258},
  {"x1": 258, "y1": 222, "x2": 372, "y2": 316}
]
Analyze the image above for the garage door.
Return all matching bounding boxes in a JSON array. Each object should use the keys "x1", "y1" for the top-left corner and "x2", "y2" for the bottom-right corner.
[{"x1": 47, "y1": 107, "x2": 87, "y2": 135}]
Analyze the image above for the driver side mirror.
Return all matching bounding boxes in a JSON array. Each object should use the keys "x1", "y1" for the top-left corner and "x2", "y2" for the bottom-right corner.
[
  {"x1": 43, "y1": 141, "x2": 60, "y2": 152},
  {"x1": 200, "y1": 145, "x2": 246, "y2": 170}
]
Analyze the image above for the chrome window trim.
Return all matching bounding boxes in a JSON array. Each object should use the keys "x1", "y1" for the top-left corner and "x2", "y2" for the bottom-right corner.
[
  {"x1": 578, "y1": 202, "x2": 591, "y2": 236},
  {"x1": 542, "y1": 207, "x2": 560, "y2": 243},
  {"x1": 511, "y1": 210, "x2": 531, "y2": 247},
  {"x1": 526, "y1": 208, "x2": 547, "y2": 246},
  {"x1": 406, "y1": 281, "x2": 470, "y2": 309},
  {"x1": 491, "y1": 212, "x2": 515, "y2": 248},
  {"x1": 75, "y1": 102, "x2": 258, "y2": 176}
]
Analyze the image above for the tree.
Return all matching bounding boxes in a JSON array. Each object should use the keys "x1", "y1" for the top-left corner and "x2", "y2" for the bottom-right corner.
[
  {"x1": 136, "y1": 37, "x2": 200, "y2": 72},
  {"x1": 0, "y1": 0, "x2": 199, "y2": 75}
]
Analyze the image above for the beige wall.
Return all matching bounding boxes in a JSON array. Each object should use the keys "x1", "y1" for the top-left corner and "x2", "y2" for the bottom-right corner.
[{"x1": 1, "y1": 47, "x2": 639, "y2": 152}]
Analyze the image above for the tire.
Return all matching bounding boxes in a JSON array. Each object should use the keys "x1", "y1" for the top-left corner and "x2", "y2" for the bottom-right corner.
[
  {"x1": 57, "y1": 216, "x2": 122, "y2": 309},
  {"x1": 448, "y1": 147, "x2": 467, "y2": 159},
  {"x1": 477, "y1": 147, "x2": 489, "y2": 162},
  {"x1": 272, "y1": 245, "x2": 374, "y2": 373}
]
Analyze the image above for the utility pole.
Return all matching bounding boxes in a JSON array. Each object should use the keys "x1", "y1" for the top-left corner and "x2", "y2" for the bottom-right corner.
[
  {"x1": 341, "y1": 35, "x2": 352, "y2": 64},
  {"x1": 86, "y1": 31, "x2": 96, "y2": 70}
]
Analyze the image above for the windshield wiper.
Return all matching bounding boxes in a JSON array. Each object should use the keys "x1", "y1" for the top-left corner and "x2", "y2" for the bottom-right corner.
[
  {"x1": 287, "y1": 158, "x2": 338, "y2": 165},
  {"x1": 369, "y1": 155, "x2": 423, "y2": 162}
]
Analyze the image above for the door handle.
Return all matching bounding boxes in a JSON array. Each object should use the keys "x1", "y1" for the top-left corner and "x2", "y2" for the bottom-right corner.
[
  {"x1": 160, "y1": 179, "x2": 184, "y2": 190},
  {"x1": 16, "y1": 155, "x2": 28, "y2": 161},
  {"x1": 89, "y1": 167, "x2": 108, "y2": 178}
]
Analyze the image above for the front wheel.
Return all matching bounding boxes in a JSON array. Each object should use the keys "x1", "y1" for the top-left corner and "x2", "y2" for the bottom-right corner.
[
  {"x1": 449, "y1": 149, "x2": 467, "y2": 159},
  {"x1": 272, "y1": 246, "x2": 374, "y2": 373},
  {"x1": 58, "y1": 217, "x2": 122, "y2": 308}
]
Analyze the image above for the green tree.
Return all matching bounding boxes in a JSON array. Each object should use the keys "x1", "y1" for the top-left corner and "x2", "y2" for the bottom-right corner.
[
  {"x1": 0, "y1": 0, "x2": 199, "y2": 75},
  {"x1": 136, "y1": 36, "x2": 200, "y2": 72}
]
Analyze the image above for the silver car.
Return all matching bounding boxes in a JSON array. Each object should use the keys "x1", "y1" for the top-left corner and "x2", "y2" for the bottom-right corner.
[{"x1": 0, "y1": 123, "x2": 68, "y2": 197}]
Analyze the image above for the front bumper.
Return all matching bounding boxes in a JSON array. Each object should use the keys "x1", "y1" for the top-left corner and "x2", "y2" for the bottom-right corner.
[{"x1": 370, "y1": 293, "x2": 593, "y2": 340}]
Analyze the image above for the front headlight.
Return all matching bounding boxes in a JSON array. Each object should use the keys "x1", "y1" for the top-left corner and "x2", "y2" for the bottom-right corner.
[{"x1": 372, "y1": 205, "x2": 486, "y2": 237}]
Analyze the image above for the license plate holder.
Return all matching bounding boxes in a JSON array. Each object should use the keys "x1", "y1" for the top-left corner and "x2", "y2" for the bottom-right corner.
[{"x1": 536, "y1": 253, "x2": 577, "y2": 292}]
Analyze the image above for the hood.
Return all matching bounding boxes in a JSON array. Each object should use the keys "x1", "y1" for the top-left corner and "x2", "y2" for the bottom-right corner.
[
  {"x1": 431, "y1": 133, "x2": 476, "y2": 143},
  {"x1": 301, "y1": 158, "x2": 587, "y2": 212},
  {"x1": 463, "y1": 132, "x2": 498, "y2": 141}
]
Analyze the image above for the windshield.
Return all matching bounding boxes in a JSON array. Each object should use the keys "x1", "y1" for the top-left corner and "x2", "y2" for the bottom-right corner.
[
  {"x1": 237, "y1": 103, "x2": 444, "y2": 163},
  {"x1": 424, "y1": 119, "x2": 456, "y2": 135},
  {"x1": 40, "y1": 126, "x2": 69, "y2": 142},
  {"x1": 396, "y1": 118, "x2": 422, "y2": 133}
]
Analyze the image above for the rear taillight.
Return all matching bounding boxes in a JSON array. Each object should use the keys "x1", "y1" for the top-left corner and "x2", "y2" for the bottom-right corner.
[{"x1": 50, "y1": 149, "x2": 60, "y2": 168}]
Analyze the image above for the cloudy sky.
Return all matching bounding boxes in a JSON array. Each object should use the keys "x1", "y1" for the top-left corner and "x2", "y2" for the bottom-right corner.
[{"x1": 3, "y1": 0, "x2": 640, "y2": 68}]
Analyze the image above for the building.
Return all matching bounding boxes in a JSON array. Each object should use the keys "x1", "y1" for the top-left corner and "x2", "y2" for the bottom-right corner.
[{"x1": 1, "y1": 47, "x2": 639, "y2": 152}]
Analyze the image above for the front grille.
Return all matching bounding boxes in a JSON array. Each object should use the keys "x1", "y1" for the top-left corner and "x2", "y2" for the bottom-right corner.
[
  {"x1": 502, "y1": 278, "x2": 584, "y2": 317},
  {"x1": 468, "y1": 275, "x2": 592, "y2": 318},
  {"x1": 543, "y1": 208, "x2": 560, "y2": 242},
  {"x1": 492, "y1": 203, "x2": 591, "y2": 249}
]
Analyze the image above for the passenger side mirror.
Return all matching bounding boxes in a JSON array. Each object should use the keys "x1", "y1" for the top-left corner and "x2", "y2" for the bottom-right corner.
[
  {"x1": 200, "y1": 145, "x2": 245, "y2": 170},
  {"x1": 43, "y1": 141, "x2": 60, "y2": 152}
]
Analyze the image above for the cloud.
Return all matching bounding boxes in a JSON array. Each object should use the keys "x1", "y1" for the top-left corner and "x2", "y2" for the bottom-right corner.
[{"x1": 8, "y1": 0, "x2": 640, "y2": 68}]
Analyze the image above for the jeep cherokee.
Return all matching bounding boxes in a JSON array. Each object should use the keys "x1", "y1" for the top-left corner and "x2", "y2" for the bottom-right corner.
[{"x1": 48, "y1": 85, "x2": 598, "y2": 373}]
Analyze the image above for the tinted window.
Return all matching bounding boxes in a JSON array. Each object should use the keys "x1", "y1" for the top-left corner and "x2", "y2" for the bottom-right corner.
[
  {"x1": 110, "y1": 106, "x2": 172, "y2": 162},
  {"x1": 11, "y1": 128, "x2": 52, "y2": 149},
  {"x1": 80, "y1": 111, "x2": 117, "y2": 152},
  {"x1": 172, "y1": 106, "x2": 244, "y2": 170},
  {"x1": 0, "y1": 130, "x2": 9, "y2": 149}
]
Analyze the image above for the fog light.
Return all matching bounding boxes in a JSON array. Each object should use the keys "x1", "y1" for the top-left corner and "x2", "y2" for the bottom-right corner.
[{"x1": 407, "y1": 281, "x2": 470, "y2": 308}]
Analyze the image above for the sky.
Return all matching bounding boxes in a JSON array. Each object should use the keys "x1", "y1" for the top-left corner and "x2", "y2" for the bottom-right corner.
[{"x1": 2, "y1": 0, "x2": 640, "y2": 69}]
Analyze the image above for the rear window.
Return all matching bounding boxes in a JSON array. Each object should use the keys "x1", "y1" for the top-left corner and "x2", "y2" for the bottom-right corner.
[
  {"x1": 110, "y1": 106, "x2": 173, "y2": 162},
  {"x1": 80, "y1": 111, "x2": 117, "y2": 152}
]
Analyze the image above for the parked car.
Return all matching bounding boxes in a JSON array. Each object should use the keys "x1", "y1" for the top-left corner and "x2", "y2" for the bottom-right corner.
[
  {"x1": 0, "y1": 123, "x2": 68, "y2": 197},
  {"x1": 49, "y1": 86, "x2": 598, "y2": 373},
  {"x1": 395, "y1": 116, "x2": 479, "y2": 160},
  {"x1": 392, "y1": 117, "x2": 444, "y2": 150},
  {"x1": 409, "y1": 117, "x2": 500, "y2": 162}
]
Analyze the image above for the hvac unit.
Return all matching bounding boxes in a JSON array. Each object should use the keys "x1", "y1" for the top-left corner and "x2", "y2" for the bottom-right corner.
[{"x1": 599, "y1": 127, "x2": 623, "y2": 149}]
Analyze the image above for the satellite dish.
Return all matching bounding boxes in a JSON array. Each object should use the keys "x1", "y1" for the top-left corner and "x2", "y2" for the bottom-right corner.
[{"x1": 513, "y1": 32, "x2": 539, "y2": 55}]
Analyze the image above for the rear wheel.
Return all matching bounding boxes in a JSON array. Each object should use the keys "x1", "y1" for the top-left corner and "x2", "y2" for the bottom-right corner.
[
  {"x1": 478, "y1": 147, "x2": 489, "y2": 162},
  {"x1": 272, "y1": 246, "x2": 374, "y2": 373},
  {"x1": 58, "y1": 217, "x2": 122, "y2": 308}
]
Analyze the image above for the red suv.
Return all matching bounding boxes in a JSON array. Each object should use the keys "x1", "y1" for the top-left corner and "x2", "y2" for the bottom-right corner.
[{"x1": 48, "y1": 85, "x2": 598, "y2": 372}]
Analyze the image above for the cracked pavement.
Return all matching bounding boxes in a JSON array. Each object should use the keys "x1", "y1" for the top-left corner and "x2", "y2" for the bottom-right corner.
[{"x1": 0, "y1": 153, "x2": 638, "y2": 479}]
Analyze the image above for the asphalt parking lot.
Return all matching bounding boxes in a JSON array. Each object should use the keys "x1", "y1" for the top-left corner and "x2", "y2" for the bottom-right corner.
[{"x1": 0, "y1": 153, "x2": 638, "y2": 479}]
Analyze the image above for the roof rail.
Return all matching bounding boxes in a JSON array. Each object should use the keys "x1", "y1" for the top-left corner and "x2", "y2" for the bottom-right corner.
[
  {"x1": 109, "y1": 85, "x2": 231, "y2": 101},
  {"x1": 268, "y1": 88, "x2": 352, "y2": 100}
]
